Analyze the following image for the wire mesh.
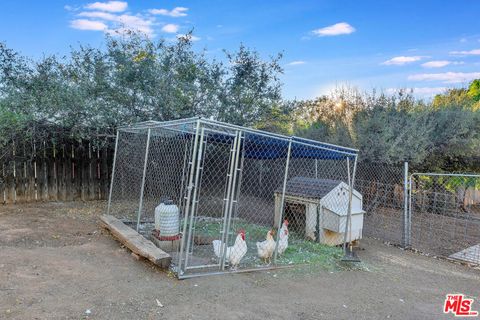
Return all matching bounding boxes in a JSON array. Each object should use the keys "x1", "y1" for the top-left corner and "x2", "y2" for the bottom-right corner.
[
  {"x1": 107, "y1": 118, "x2": 361, "y2": 278},
  {"x1": 353, "y1": 162, "x2": 480, "y2": 265},
  {"x1": 107, "y1": 129, "x2": 149, "y2": 222},
  {"x1": 409, "y1": 173, "x2": 480, "y2": 264},
  {"x1": 355, "y1": 162, "x2": 406, "y2": 245}
]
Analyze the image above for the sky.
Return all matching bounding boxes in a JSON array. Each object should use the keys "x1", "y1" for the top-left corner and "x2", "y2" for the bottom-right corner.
[{"x1": 1, "y1": 0, "x2": 480, "y2": 100}]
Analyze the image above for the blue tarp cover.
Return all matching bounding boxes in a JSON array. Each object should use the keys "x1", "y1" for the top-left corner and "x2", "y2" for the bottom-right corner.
[{"x1": 204, "y1": 132, "x2": 356, "y2": 160}]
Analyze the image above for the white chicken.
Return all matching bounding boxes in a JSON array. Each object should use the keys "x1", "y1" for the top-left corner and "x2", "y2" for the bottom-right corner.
[
  {"x1": 212, "y1": 230, "x2": 247, "y2": 270},
  {"x1": 256, "y1": 229, "x2": 276, "y2": 264},
  {"x1": 277, "y1": 219, "x2": 289, "y2": 256}
]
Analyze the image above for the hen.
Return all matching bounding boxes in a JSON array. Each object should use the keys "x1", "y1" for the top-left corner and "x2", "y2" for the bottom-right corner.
[
  {"x1": 277, "y1": 219, "x2": 289, "y2": 256},
  {"x1": 212, "y1": 230, "x2": 247, "y2": 270},
  {"x1": 256, "y1": 229, "x2": 276, "y2": 264}
]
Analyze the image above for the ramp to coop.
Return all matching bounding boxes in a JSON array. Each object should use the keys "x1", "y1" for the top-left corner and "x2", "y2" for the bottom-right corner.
[
  {"x1": 449, "y1": 244, "x2": 480, "y2": 265},
  {"x1": 100, "y1": 215, "x2": 171, "y2": 268}
]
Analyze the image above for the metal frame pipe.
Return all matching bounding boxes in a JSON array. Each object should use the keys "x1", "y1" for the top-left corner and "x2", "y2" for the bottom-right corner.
[
  {"x1": 273, "y1": 138, "x2": 293, "y2": 263},
  {"x1": 222, "y1": 131, "x2": 243, "y2": 270},
  {"x1": 184, "y1": 127, "x2": 206, "y2": 268},
  {"x1": 220, "y1": 131, "x2": 240, "y2": 270},
  {"x1": 106, "y1": 130, "x2": 120, "y2": 215},
  {"x1": 342, "y1": 155, "x2": 358, "y2": 254},
  {"x1": 403, "y1": 162, "x2": 409, "y2": 248},
  {"x1": 228, "y1": 134, "x2": 246, "y2": 239},
  {"x1": 136, "y1": 128, "x2": 151, "y2": 232},
  {"x1": 177, "y1": 120, "x2": 202, "y2": 275}
]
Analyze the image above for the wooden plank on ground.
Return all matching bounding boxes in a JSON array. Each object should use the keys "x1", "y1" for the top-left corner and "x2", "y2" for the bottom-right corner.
[{"x1": 100, "y1": 214, "x2": 171, "y2": 268}]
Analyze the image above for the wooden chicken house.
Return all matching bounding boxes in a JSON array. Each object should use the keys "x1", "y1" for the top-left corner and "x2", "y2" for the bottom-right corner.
[{"x1": 274, "y1": 177, "x2": 365, "y2": 246}]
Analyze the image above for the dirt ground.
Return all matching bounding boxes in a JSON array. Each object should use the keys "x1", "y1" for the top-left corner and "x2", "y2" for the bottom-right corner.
[{"x1": 1, "y1": 202, "x2": 479, "y2": 320}]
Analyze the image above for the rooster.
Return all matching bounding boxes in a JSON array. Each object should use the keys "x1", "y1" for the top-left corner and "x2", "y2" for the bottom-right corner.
[
  {"x1": 256, "y1": 229, "x2": 276, "y2": 264},
  {"x1": 212, "y1": 230, "x2": 247, "y2": 270},
  {"x1": 277, "y1": 219, "x2": 289, "y2": 256}
]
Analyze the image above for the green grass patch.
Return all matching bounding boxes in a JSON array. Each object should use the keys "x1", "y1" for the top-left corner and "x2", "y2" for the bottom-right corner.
[
  {"x1": 277, "y1": 239, "x2": 343, "y2": 267},
  {"x1": 191, "y1": 218, "x2": 345, "y2": 270}
]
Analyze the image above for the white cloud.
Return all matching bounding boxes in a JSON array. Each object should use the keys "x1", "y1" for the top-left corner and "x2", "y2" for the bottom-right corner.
[
  {"x1": 70, "y1": 3, "x2": 189, "y2": 37},
  {"x1": 408, "y1": 72, "x2": 480, "y2": 83},
  {"x1": 78, "y1": 11, "x2": 117, "y2": 20},
  {"x1": 85, "y1": 1, "x2": 127, "y2": 12},
  {"x1": 70, "y1": 19, "x2": 108, "y2": 31},
  {"x1": 312, "y1": 22, "x2": 355, "y2": 37},
  {"x1": 382, "y1": 56, "x2": 425, "y2": 66},
  {"x1": 177, "y1": 34, "x2": 200, "y2": 41},
  {"x1": 149, "y1": 7, "x2": 188, "y2": 17},
  {"x1": 421, "y1": 60, "x2": 451, "y2": 68},
  {"x1": 113, "y1": 14, "x2": 153, "y2": 36},
  {"x1": 161, "y1": 24, "x2": 179, "y2": 33},
  {"x1": 413, "y1": 87, "x2": 448, "y2": 95},
  {"x1": 75, "y1": 11, "x2": 154, "y2": 36},
  {"x1": 286, "y1": 61, "x2": 306, "y2": 66},
  {"x1": 449, "y1": 49, "x2": 480, "y2": 56}
]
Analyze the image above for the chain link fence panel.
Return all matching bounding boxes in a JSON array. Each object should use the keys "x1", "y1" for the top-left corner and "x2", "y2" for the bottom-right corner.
[
  {"x1": 355, "y1": 162, "x2": 406, "y2": 245},
  {"x1": 409, "y1": 173, "x2": 480, "y2": 264}
]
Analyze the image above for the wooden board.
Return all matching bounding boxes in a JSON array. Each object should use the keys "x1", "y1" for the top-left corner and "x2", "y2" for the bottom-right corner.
[{"x1": 100, "y1": 214, "x2": 171, "y2": 268}]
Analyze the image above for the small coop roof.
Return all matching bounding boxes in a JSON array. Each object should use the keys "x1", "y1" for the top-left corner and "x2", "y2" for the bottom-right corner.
[{"x1": 275, "y1": 177, "x2": 343, "y2": 200}]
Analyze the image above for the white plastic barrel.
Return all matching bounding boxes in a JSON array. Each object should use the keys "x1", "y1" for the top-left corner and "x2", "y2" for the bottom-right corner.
[{"x1": 154, "y1": 200, "x2": 180, "y2": 236}]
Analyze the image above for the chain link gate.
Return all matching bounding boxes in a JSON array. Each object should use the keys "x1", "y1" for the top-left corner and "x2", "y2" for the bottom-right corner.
[
  {"x1": 107, "y1": 118, "x2": 360, "y2": 278},
  {"x1": 408, "y1": 173, "x2": 480, "y2": 265}
]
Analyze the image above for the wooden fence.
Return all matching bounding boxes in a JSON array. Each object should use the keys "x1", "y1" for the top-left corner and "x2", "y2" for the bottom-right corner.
[{"x1": 0, "y1": 138, "x2": 114, "y2": 204}]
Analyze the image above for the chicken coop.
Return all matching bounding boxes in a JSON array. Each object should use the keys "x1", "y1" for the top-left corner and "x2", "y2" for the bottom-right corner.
[
  {"x1": 107, "y1": 117, "x2": 358, "y2": 278},
  {"x1": 274, "y1": 177, "x2": 365, "y2": 246}
]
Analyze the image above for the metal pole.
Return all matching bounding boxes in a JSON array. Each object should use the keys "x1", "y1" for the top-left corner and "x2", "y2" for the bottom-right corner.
[
  {"x1": 136, "y1": 128, "x2": 151, "y2": 232},
  {"x1": 342, "y1": 155, "x2": 358, "y2": 254},
  {"x1": 350, "y1": 157, "x2": 357, "y2": 244},
  {"x1": 403, "y1": 162, "x2": 409, "y2": 248},
  {"x1": 315, "y1": 159, "x2": 318, "y2": 179},
  {"x1": 342, "y1": 157, "x2": 351, "y2": 253},
  {"x1": 316, "y1": 205, "x2": 322, "y2": 243},
  {"x1": 408, "y1": 174, "x2": 413, "y2": 248},
  {"x1": 178, "y1": 144, "x2": 189, "y2": 208},
  {"x1": 273, "y1": 138, "x2": 292, "y2": 264},
  {"x1": 220, "y1": 131, "x2": 240, "y2": 270},
  {"x1": 178, "y1": 120, "x2": 201, "y2": 274},
  {"x1": 229, "y1": 134, "x2": 246, "y2": 237},
  {"x1": 106, "y1": 130, "x2": 120, "y2": 215},
  {"x1": 180, "y1": 135, "x2": 195, "y2": 217},
  {"x1": 184, "y1": 127, "x2": 205, "y2": 268},
  {"x1": 222, "y1": 131, "x2": 243, "y2": 269}
]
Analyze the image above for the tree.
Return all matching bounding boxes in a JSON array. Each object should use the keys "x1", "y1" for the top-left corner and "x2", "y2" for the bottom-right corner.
[
  {"x1": 1, "y1": 32, "x2": 286, "y2": 142},
  {"x1": 432, "y1": 88, "x2": 471, "y2": 109},
  {"x1": 216, "y1": 44, "x2": 284, "y2": 126},
  {"x1": 467, "y1": 79, "x2": 480, "y2": 102}
]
